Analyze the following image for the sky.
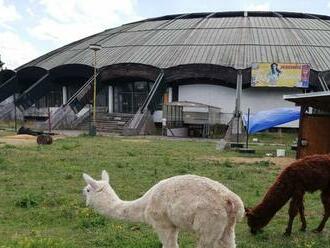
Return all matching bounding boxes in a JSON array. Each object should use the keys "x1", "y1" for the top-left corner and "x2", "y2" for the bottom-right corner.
[{"x1": 1, "y1": 0, "x2": 330, "y2": 69}]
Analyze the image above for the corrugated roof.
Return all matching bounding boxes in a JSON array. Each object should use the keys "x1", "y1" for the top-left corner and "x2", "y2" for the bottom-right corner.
[
  {"x1": 18, "y1": 11, "x2": 330, "y2": 71},
  {"x1": 284, "y1": 91, "x2": 330, "y2": 111}
]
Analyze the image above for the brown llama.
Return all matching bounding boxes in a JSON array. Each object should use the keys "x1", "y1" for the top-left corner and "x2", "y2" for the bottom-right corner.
[{"x1": 246, "y1": 154, "x2": 330, "y2": 236}]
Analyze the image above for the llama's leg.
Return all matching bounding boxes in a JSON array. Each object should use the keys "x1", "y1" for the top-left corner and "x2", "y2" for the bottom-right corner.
[
  {"x1": 154, "y1": 226, "x2": 179, "y2": 248},
  {"x1": 284, "y1": 192, "x2": 304, "y2": 236},
  {"x1": 313, "y1": 189, "x2": 330, "y2": 233},
  {"x1": 197, "y1": 232, "x2": 220, "y2": 248},
  {"x1": 196, "y1": 217, "x2": 226, "y2": 248},
  {"x1": 214, "y1": 228, "x2": 236, "y2": 248},
  {"x1": 298, "y1": 196, "x2": 307, "y2": 232},
  {"x1": 214, "y1": 217, "x2": 237, "y2": 248}
]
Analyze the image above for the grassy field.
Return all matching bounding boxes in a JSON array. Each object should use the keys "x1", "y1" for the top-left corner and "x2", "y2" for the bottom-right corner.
[{"x1": 0, "y1": 132, "x2": 329, "y2": 247}]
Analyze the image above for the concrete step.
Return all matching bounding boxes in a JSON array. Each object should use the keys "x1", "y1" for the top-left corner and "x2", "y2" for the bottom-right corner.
[{"x1": 77, "y1": 112, "x2": 134, "y2": 133}]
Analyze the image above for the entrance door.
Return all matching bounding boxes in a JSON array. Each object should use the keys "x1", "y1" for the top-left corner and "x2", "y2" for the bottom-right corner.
[
  {"x1": 118, "y1": 92, "x2": 133, "y2": 113},
  {"x1": 134, "y1": 92, "x2": 148, "y2": 112},
  {"x1": 114, "y1": 81, "x2": 151, "y2": 114}
]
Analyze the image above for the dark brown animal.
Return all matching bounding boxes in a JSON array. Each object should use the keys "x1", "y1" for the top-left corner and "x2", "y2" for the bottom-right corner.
[
  {"x1": 246, "y1": 154, "x2": 330, "y2": 236},
  {"x1": 37, "y1": 134, "x2": 53, "y2": 145}
]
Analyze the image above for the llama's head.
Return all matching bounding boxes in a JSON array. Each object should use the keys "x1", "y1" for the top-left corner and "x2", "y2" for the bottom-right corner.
[
  {"x1": 245, "y1": 208, "x2": 265, "y2": 234},
  {"x1": 82, "y1": 170, "x2": 110, "y2": 207}
]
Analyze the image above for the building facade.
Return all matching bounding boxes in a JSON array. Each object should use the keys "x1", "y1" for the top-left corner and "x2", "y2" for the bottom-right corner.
[{"x1": 1, "y1": 11, "x2": 330, "y2": 133}]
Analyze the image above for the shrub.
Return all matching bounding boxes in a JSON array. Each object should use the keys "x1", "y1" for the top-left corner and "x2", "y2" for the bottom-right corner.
[{"x1": 15, "y1": 194, "x2": 41, "y2": 209}]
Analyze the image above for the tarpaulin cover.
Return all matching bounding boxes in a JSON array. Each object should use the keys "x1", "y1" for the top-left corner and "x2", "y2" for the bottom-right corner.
[{"x1": 243, "y1": 107, "x2": 300, "y2": 134}]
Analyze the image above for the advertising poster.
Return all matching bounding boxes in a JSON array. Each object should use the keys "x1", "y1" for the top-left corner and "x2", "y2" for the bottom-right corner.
[{"x1": 251, "y1": 63, "x2": 310, "y2": 88}]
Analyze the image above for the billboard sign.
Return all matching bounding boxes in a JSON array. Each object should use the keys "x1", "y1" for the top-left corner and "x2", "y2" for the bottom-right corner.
[{"x1": 251, "y1": 63, "x2": 310, "y2": 88}]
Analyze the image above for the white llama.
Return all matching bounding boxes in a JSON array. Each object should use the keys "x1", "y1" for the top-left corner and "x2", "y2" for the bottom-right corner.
[{"x1": 83, "y1": 171, "x2": 244, "y2": 248}]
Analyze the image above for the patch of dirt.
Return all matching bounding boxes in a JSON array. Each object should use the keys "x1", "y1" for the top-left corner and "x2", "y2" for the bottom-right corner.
[
  {"x1": 0, "y1": 134, "x2": 66, "y2": 146},
  {"x1": 201, "y1": 156, "x2": 295, "y2": 168},
  {"x1": 121, "y1": 139, "x2": 151, "y2": 143},
  {"x1": 0, "y1": 134, "x2": 36, "y2": 146},
  {"x1": 5, "y1": 134, "x2": 37, "y2": 140}
]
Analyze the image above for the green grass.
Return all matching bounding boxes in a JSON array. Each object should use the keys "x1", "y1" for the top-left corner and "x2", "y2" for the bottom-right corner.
[{"x1": 0, "y1": 133, "x2": 329, "y2": 247}]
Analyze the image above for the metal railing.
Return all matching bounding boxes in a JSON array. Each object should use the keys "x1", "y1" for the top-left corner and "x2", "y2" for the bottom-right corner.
[
  {"x1": 15, "y1": 73, "x2": 51, "y2": 111},
  {"x1": 66, "y1": 73, "x2": 98, "y2": 113},
  {"x1": 126, "y1": 71, "x2": 165, "y2": 133},
  {"x1": 0, "y1": 74, "x2": 17, "y2": 103},
  {"x1": 40, "y1": 74, "x2": 97, "y2": 130}
]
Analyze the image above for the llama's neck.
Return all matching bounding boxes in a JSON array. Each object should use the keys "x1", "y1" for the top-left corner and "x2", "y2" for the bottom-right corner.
[
  {"x1": 252, "y1": 180, "x2": 292, "y2": 227},
  {"x1": 93, "y1": 185, "x2": 147, "y2": 223}
]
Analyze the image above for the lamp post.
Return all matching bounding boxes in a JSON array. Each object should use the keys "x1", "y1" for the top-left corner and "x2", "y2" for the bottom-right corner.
[{"x1": 89, "y1": 44, "x2": 102, "y2": 136}]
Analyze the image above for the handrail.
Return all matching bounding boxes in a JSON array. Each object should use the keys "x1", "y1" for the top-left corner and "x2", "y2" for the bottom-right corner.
[
  {"x1": 0, "y1": 102, "x2": 15, "y2": 120},
  {"x1": 125, "y1": 70, "x2": 165, "y2": 133},
  {"x1": 15, "y1": 73, "x2": 50, "y2": 110},
  {"x1": 0, "y1": 74, "x2": 18, "y2": 103},
  {"x1": 318, "y1": 73, "x2": 330, "y2": 91},
  {"x1": 139, "y1": 70, "x2": 164, "y2": 113},
  {"x1": 44, "y1": 72, "x2": 99, "y2": 129},
  {"x1": 65, "y1": 73, "x2": 98, "y2": 107}
]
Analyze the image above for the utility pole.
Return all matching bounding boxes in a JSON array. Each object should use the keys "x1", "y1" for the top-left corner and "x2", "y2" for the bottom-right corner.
[
  {"x1": 234, "y1": 70, "x2": 242, "y2": 144},
  {"x1": 88, "y1": 44, "x2": 102, "y2": 136}
]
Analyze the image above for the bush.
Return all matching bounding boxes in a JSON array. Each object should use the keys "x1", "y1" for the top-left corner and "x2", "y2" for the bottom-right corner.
[{"x1": 15, "y1": 194, "x2": 41, "y2": 209}]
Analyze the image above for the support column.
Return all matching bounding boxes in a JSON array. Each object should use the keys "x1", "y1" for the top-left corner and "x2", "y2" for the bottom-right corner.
[
  {"x1": 62, "y1": 86, "x2": 68, "y2": 104},
  {"x1": 235, "y1": 70, "x2": 242, "y2": 115},
  {"x1": 225, "y1": 70, "x2": 244, "y2": 143},
  {"x1": 168, "y1": 87, "x2": 173, "y2": 103},
  {"x1": 233, "y1": 70, "x2": 243, "y2": 138},
  {"x1": 108, "y1": 85, "x2": 113, "y2": 113}
]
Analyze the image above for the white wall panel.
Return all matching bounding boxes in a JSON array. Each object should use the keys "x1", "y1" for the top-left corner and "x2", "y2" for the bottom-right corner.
[{"x1": 178, "y1": 84, "x2": 301, "y2": 127}]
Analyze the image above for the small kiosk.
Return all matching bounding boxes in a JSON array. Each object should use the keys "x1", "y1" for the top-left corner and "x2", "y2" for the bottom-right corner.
[{"x1": 284, "y1": 91, "x2": 330, "y2": 158}]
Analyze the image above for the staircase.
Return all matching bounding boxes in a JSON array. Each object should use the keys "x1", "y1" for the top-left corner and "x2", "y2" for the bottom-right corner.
[
  {"x1": 37, "y1": 74, "x2": 97, "y2": 130},
  {"x1": 76, "y1": 111, "x2": 134, "y2": 133},
  {"x1": 68, "y1": 73, "x2": 100, "y2": 114},
  {"x1": 15, "y1": 73, "x2": 53, "y2": 110},
  {"x1": 0, "y1": 74, "x2": 18, "y2": 103},
  {"x1": 0, "y1": 102, "x2": 16, "y2": 120}
]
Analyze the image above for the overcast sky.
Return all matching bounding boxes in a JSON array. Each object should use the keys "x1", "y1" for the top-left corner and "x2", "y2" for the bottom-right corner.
[{"x1": 1, "y1": 0, "x2": 330, "y2": 69}]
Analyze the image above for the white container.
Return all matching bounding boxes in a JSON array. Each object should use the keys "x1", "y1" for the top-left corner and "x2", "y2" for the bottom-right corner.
[{"x1": 276, "y1": 149, "x2": 286, "y2": 157}]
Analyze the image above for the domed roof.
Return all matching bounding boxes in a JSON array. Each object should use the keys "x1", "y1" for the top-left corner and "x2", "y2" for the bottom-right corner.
[{"x1": 19, "y1": 11, "x2": 330, "y2": 71}]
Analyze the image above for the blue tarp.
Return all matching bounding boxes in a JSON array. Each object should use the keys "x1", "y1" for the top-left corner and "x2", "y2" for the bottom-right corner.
[{"x1": 243, "y1": 107, "x2": 301, "y2": 134}]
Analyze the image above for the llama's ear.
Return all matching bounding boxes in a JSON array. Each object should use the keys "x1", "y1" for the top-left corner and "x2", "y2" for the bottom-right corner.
[
  {"x1": 101, "y1": 170, "x2": 109, "y2": 183},
  {"x1": 83, "y1": 173, "x2": 98, "y2": 189}
]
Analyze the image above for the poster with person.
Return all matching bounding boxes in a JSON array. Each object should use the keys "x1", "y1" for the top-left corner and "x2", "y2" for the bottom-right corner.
[{"x1": 251, "y1": 63, "x2": 310, "y2": 88}]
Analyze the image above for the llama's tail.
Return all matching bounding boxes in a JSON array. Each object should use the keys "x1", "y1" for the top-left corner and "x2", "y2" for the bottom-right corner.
[
  {"x1": 217, "y1": 196, "x2": 244, "y2": 246},
  {"x1": 225, "y1": 196, "x2": 245, "y2": 223}
]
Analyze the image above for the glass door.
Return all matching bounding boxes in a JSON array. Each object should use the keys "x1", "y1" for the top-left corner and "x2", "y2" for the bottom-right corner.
[
  {"x1": 114, "y1": 81, "x2": 151, "y2": 114},
  {"x1": 118, "y1": 92, "x2": 133, "y2": 113}
]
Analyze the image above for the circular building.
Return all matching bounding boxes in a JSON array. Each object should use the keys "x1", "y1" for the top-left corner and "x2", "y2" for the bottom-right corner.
[{"x1": 1, "y1": 11, "x2": 330, "y2": 134}]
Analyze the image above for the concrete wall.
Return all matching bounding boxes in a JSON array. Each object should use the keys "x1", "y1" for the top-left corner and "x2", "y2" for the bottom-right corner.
[{"x1": 178, "y1": 84, "x2": 301, "y2": 127}]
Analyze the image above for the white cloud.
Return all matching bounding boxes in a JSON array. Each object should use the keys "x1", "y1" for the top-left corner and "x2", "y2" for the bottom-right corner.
[
  {"x1": 246, "y1": 2, "x2": 271, "y2": 11},
  {"x1": 29, "y1": 0, "x2": 142, "y2": 45},
  {"x1": 0, "y1": 0, "x2": 21, "y2": 28},
  {"x1": 0, "y1": 31, "x2": 39, "y2": 69}
]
